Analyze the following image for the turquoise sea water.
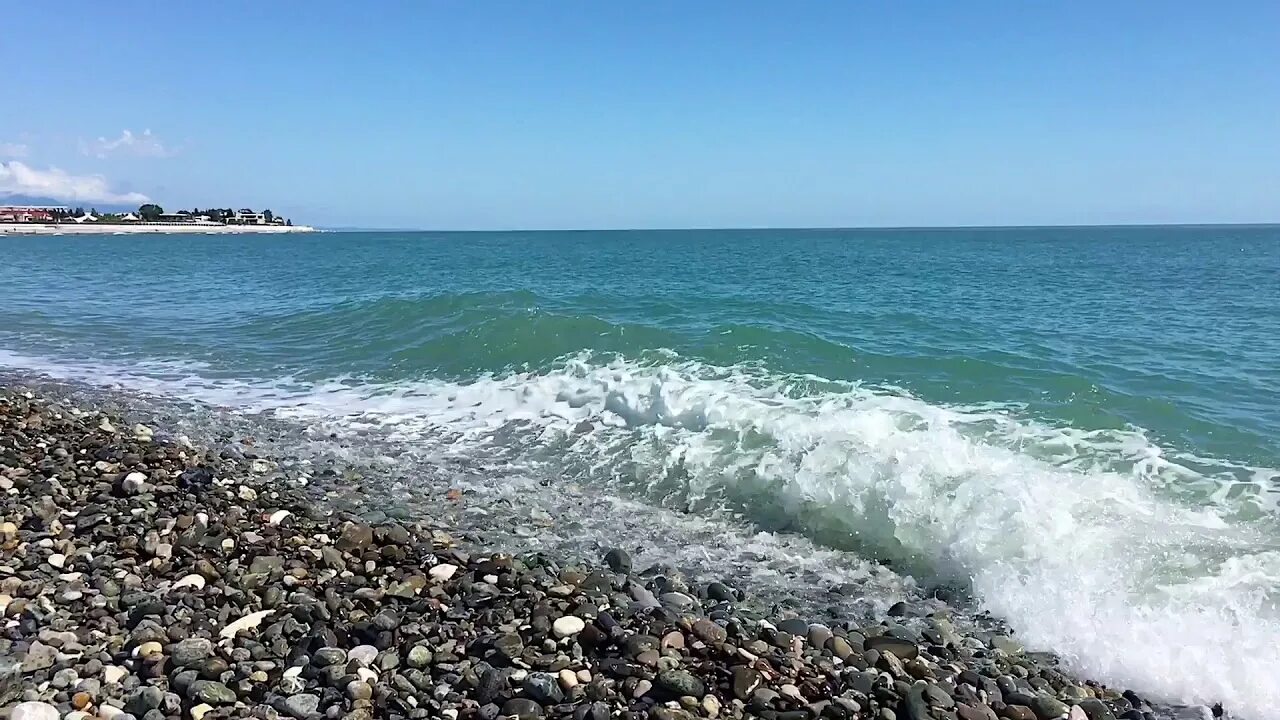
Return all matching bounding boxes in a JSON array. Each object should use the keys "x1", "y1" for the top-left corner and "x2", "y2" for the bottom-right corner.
[{"x1": 3, "y1": 226, "x2": 1280, "y2": 716}]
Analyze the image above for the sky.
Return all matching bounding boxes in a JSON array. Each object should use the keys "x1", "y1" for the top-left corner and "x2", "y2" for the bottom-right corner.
[{"x1": 2, "y1": 2, "x2": 1278, "y2": 230}]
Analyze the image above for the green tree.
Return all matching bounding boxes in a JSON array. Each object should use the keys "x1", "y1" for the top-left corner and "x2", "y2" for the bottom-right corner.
[
  {"x1": 73, "y1": 207, "x2": 85, "y2": 217},
  {"x1": 263, "y1": 209, "x2": 274, "y2": 224},
  {"x1": 138, "y1": 204, "x2": 164, "y2": 221}
]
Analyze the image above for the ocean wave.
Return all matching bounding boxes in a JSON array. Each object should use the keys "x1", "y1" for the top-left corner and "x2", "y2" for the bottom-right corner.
[{"x1": 3, "y1": 348, "x2": 1280, "y2": 717}]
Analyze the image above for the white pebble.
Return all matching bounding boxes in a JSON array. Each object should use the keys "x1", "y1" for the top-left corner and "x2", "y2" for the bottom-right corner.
[
  {"x1": 268, "y1": 510, "x2": 291, "y2": 525},
  {"x1": 172, "y1": 574, "x2": 206, "y2": 591},
  {"x1": 347, "y1": 645, "x2": 378, "y2": 667},
  {"x1": 429, "y1": 563, "x2": 459, "y2": 582},
  {"x1": 101, "y1": 666, "x2": 128, "y2": 684},
  {"x1": 189, "y1": 704, "x2": 213, "y2": 720},
  {"x1": 48, "y1": 553, "x2": 66, "y2": 569},
  {"x1": 552, "y1": 615, "x2": 586, "y2": 638},
  {"x1": 219, "y1": 609, "x2": 274, "y2": 639},
  {"x1": 11, "y1": 702, "x2": 59, "y2": 720},
  {"x1": 238, "y1": 486, "x2": 258, "y2": 501}
]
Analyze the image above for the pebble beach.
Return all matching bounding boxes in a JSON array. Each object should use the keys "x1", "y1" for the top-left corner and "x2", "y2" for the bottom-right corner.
[{"x1": 0, "y1": 387, "x2": 1179, "y2": 720}]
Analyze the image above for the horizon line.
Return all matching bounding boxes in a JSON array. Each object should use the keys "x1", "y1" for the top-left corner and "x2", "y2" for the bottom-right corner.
[{"x1": 319, "y1": 221, "x2": 1280, "y2": 233}]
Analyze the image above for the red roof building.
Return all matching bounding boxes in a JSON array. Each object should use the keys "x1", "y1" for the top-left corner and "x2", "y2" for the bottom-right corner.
[{"x1": 0, "y1": 206, "x2": 61, "y2": 223}]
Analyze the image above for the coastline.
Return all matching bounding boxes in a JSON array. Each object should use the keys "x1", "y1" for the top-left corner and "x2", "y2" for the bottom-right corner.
[
  {"x1": 0, "y1": 385, "x2": 1177, "y2": 720},
  {"x1": 0, "y1": 224, "x2": 317, "y2": 235}
]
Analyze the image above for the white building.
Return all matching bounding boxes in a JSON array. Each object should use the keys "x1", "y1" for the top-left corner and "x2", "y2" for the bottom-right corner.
[{"x1": 233, "y1": 209, "x2": 266, "y2": 225}]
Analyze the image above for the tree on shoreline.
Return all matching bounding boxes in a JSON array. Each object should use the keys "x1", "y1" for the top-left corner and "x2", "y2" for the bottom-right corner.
[{"x1": 138, "y1": 203, "x2": 164, "y2": 221}]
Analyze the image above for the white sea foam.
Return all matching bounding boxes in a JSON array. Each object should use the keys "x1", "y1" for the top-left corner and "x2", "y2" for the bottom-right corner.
[{"x1": 4, "y1": 348, "x2": 1280, "y2": 718}]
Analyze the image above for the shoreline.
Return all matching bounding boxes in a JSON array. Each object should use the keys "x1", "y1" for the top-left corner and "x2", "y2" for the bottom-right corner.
[
  {"x1": 0, "y1": 224, "x2": 317, "y2": 235},
  {"x1": 0, "y1": 385, "x2": 1184, "y2": 720}
]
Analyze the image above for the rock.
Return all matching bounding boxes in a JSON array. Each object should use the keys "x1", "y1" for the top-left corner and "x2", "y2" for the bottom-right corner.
[
  {"x1": 169, "y1": 638, "x2": 213, "y2": 668},
  {"x1": 312, "y1": 647, "x2": 346, "y2": 667},
  {"x1": 864, "y1": 635, "x2": 919, "y2": 660},
  {"x1": 407, "y1": 645, "x2": 432, "y2": 668},
  {"x1": 248, "y1": 555, "x2": 284, "y2": 574},
  {"x1": 991, "y1": 635, "x2": 1024, "y2": 655},
  {"x1": 430, "y1": 563, "x2": 459, "y2": 582},
  {"x1": 282, "y1": 693, "x2": 321, "y2": 718},
  {"x1": 136, "y1": 641, "x2": 163, "y2": 658},
  {"x1": 122, "y1": 471, "x2": 149, "y2": 494},
  {"x1": 903, "y1": 685, "x2": 931, "y2": 720},
  {"x1": 692, "y1": 618, "x2": 727, "y2": 644},
  {"x1": 102, "y1": 666, "x2": 129, "y2": 685},
  {"x1": 780, "y1": 684, "x2": 807, "y2": 703},
  {"x1": 171, "y1": 574, "x2": 206, "y2": 591},
  {"x1": 218, "y1": 609, "x2": 274, "y2": 638},
  {"x1": 808, "y1": 623, "x2": 833, "y2": 648},
  {"x1": 127, "y1": 686, "x2": 165, "y2": 715},
  {"x1": 188, "y1": 680, "x2": 236, "y2": 705},
  {"x1": 189, "y1": 704, "x2": 213, "y2": 720},
  {"x1": 523, "y1": 672, "x2": 564, "y2": 703},
  {"x1": 335, "y1": 523, "x2": 374, "y2": 552},
  {"x1": 1032, "y1": 696, "x2": 1071, "y2": 720},
  {"x1": 777, "y1": 618, "x2": 809, "y2": 636},
  {"x1": 12, "y1": 703, "x2": 60, "y2": 720},
  {"x1": 493, "y1": 633, "x2": 524, "y2": 664},
  {"x1": 21, "y1": 641, "x2": 58, "y2": 672},
  {"x1": 500, "y1": 699, "x2": 543, "y2": 719},
  {"x1": 702, "y1": 695, "x2": 722, "y2": 717},
  {"x1": 557, "y1": 669, "x2": 579, "y2": 690},
  {"x1": 346, "y1": 680, "x2": 372, "y2": 701},
  {"x1": 48, "y1": 553, "x2": 66, "y2": 569},
  {"x1": 656, "y1": 669, "x2": 705, "y2": 698},
  {"x1": 1004, "y1": 707, "x2": 1038, "y2": 720},
  {"x1": 827, "y1": 635, "x2": 856, "y2": 660},
  {"x1": 604, "y1": 548, "x2": 632, "y2": 574},
  {"x1": 731, "y1": 667, "x2": 761, "y2": 700},
  {"x1": 347, "y1": 645, "x2": 378, "y2": 667},
  {"x1": 552, "y1": 615, "x2": 586, "y2": 638},
  {"x1": 1077, "y1": 700, "x2": 1118, "y2": 720}
]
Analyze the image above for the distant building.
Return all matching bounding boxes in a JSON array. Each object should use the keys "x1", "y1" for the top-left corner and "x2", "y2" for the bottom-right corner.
[
  {"x1": 232, "y1": 209, "x2": 266, "y2": 225},
  {"x1": 0, "y1": 205, "x2": 64, "y2": 222},
  {"x1": 119, "y1": 212, "x2": 139, "y2": 222}
]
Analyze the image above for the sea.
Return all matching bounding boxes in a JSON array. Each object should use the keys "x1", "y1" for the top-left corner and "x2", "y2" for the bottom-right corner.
[{"x1": 3, "y1": 226, "x2": 1279, "y2": 717}]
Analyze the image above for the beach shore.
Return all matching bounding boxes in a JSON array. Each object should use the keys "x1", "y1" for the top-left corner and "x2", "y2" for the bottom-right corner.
[
  {"x1": 0, "y1": 224, "x2": 317, "y2": 235},
  {"x1": 0, "y1": 386, "x2": 1177, "y2": 720}
]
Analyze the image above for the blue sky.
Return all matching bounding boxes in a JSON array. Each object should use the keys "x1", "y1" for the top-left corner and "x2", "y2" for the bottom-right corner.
[{"x1": 2, "y1": 2, "x2": 1277, "y2": 229}]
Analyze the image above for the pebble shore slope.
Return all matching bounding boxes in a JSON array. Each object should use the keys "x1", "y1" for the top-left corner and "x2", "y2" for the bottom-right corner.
[{"x1": 0, "y1": 388, "x2": 1164, "y2": 720}]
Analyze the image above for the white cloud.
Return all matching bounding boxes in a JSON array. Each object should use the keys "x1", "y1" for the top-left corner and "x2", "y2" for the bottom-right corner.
[
  {"x1": 80, "y1": 129, "x2": 173, "y2": 159},
  {"x1": 0, "y1": 161, "x2": 150, "y2": 204},
  {"x1": 0, "y1": 142, "x2": 28, "y2": 158}
]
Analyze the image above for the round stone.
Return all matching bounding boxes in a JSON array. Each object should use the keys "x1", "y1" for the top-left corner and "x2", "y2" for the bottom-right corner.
[
  {"x1": 552, "y1": 615, "x2": 586, "y2": 638},
  {"x1": 12, "y1": 702, "x2": 60, "y2": 720},
  {"x1": 347, "y1": 645, "x2": 378, "y2": 667}
]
